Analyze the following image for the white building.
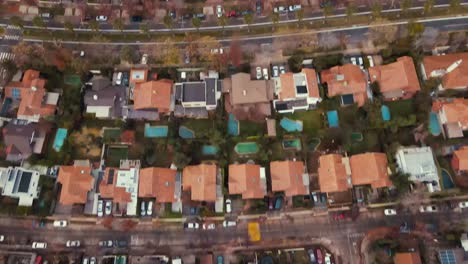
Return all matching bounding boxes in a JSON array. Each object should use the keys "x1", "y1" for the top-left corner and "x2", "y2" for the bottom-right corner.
[
  {"x1": 0, "y1": 167, "x2": 41, "y2": 206},
  {"x1": 395, "y1": 146, "x2": 441, "y2": 192}
]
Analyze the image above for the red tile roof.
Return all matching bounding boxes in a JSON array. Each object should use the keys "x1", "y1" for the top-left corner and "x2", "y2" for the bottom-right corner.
[
  {"x1": 321, "y1": 64, "x2": 368, "y2": 106},
  {"x1": 452, "y1": 146, "x2": 468, "y2": 171},
  {"x1": 350, "y1": 153, "x2": 392, "y2": 188},
  {"x1": 318, "y1": 154, "x2": 350, "y2": 193},
  {"x1": 138, "y1": 167, "x2": 177, "y2": 203},
  {"x1": 278, "y1": 68, "x2": 320, "y2": 100},
  {"x1": 133, "y1": 80, "x2": 173, "y2": 112},
  {"x1": 182, "y1": 164, "x2": 217, "y2": 202},
  {"x1": 17, "y1": 87, "x2": 56, "y2": 118},
  {"x1": 99, "y1": 168, "x2": 131, "y2": 203},
  {"x1": 394, "y1": 252, "x2": 421, "y2": 264},
  {"x1": 57, "y1": 165, "x2": 94, "y2": 205},
  {"x1": 423, "y1": 52, "x2": 468, "y2": 89},
  {"x1": 270, "y1": 161, "x2": 308, "y2": 197},
  {"x1": 229, "y1": 164, "x2": 266, "y2": 199}
]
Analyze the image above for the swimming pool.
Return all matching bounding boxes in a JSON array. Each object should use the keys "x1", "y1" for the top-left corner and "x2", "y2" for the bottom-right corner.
[
  {"x1": 327, "y1": 111, "x2": 339, "y2": 128},
  {"x1": 280, "y1": 117, "x2": 303, "y2": 132},
  {"x1": 144, "y1": 124, "x2": 168, "y2": 138},
  {"x1": 228, "y1": 114, "x2": 239, "y2": 136},
  {"x1": 202, "y1": 145, "x2": 219, "y2": 155},
  {"x1": 53, "y1": 128, "x2": 68, "y2": 151},
  {"x1": 351, "y1": 132, "x2": 363, "y2": 142},
  {"x1": 179, "y1": 126, "x2": 195, "y2": 139},
  {"x1": 282, "y1": 138, "x2": 301, "y2": 150},
  {"x1": 441, "y1": 169, "x2": 455, "y2": 189},
  {"x1": 381, "y1": 105, "x2": 391, "y2": 121},
  {"x1": 234, "y1": 142, "x2": 259, "y2": 154},
  {"x1": 429, "y1": 112, "x2": 441, "y2": 136}
]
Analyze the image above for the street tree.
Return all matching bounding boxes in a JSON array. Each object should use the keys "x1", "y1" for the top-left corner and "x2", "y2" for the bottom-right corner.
[
  {"x1": 192, "y1": 17, "x2": 201, "y2": 32},
  {"x1": 64, "y1": 21, "x2": 75, "y2": 37},
  {"x1": 162, "y1": 38, "x2": 180, "y2": 65},
  {"x1": 9, "y1": 16, "x2": 24, "y2": 30},
  {"x1": 371, "y1": 2, "x2": 382, "y2": 19},
  {"x1": 120, "y1": 45, "x2": 136, "y2": 63},
  {"x1": 88, "y1": 20, "x2": 100, "y2": 34},
  {"x1": 423, "y1": 0, "x2": 434, "y2": 14},
  {"x1": 217, "y1": 15, "x2": 227, "y2": 33},
  {"x1": 173, "y1": 151, "x2": 191, "y2": 169},
  {"x1": 139, "y1": 22, "x2": 150, "y2": 38},
  {"x1": 407, "y1": 20, "x2": 425, "y2": 37},
  {"x1": 271, "y1": 12, "x2": 280, "y2": 31},
  {"x1": 323, "y1": 5, "x2": 334, "y2": 24},
  {"x1": 296, "y1": 9, "x2": 304, "y2": 27},
  {"x1": 32, "y1": 16, "x2": 46, "y2": 30},
  {"x1": 369, "y1": 18, "x2": 398, "y2": 44},
  {"x1": 113, "y1": 18, "x2": 125, "y2": 38},
  {"x1": 401, "y1": 0, "x2": 412, "y2": 16},
  {"x1": 449, "y1": 0, "x2": 461, "y2": 13},
  {"x1": 243, "y1": 13, "x2": 254, "y2": 32},
  {"x1": 163, "y1": 15, "x2": 174, "y2": 33},
  {"x1": 345, "y1": 4, "x2": 357, "y2": 22}
]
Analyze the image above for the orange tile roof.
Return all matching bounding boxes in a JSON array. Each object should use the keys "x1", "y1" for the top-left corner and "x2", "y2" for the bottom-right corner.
[
  {"x1": 270, "y1": 161, "x2": 308, "y2": 197},
  {"x1": 17, "y1": 87, "x2": 56, "y2": 118},
  {"x1": 279, "y1": 68, "x2": 320, "y2": 100},
  {"x1": 368, "y1": 56, "x2": 420, "y2": 98},
  {"x1": 423, "y1": 52, "x2": 468, "y2": 89},
  {"x1": 452, "y1": 146, "x2": 468, "y2": 171},
  {"x1": 99, "y1": 168, "x2": 131, "y2": 203},
  {"x1": 318, "y1": 154, "x2": 350, "y2": 193},
  {"x1": 133, "y1": 80, "x2": 173, "y2": 112},
  {"x1": 321, "y1": 64, "x2": 368, "y2": 106},
  {"x1": 182, "y1": 164, "x2": 217, "y2": 202},
  {"x1": 57, "y1": 165, "x2": 94, "y2": 205},
  {"x1": 229, "y1": 164, "x2": 266, "y2": 199},
  {"x1": 120, "y1": 130, "x2": 135, "y2": 145},
  {"x1": 439, "y1": 98, "x2": 468, "y2": 129},
  {"x1": 394, "y1": 252, "x2": 421, "y2": 264},
  {"x1": 350, "y1": 153, "x2": 392, "y2": 188},
  {"x1": 138, "y1": 167, "x2": 177, "y2": 203}
]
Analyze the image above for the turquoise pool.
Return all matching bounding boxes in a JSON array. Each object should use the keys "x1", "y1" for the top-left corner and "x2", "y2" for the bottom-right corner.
[
  {"x1": 179, "y1": 126, "x2": 195, "y2": 139},
  {"x1": 144, "y1": 124, "x2": 168, "y2": 138},
  {"x1": 235, "y1": 142, "x2": 259, "y2": 154},
  {"x1": 282, "y1": 138, "x2": 301, "y2": 150},
  {"x1": 441, "y1": 169, "x2": 455, "y2": 189},
  {"x1": 381, "y1": 105, "x2": 391, "y2": 121},
  {"x1": 327, "y1": 111, "x2": 339, "y2": 128},
  {"x1": 429, "y1": 112, "x2": 441, "y2": 136},
  {"x1": 280, "y1": 117, "x2": 303, "y2": 132},
  {"x1": 228, "y1": 114, "x2": 239, "y2": 136},
  {"x1": 53, "y1": 128, "x2": 68, "y2": 151},
  {"x1": 202, "y1": 145, "x2": 219, "y2": 155}
]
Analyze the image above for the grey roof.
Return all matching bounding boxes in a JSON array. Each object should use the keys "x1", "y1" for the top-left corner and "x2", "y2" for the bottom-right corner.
[
  {"x1": 90, "y1": 76, "x2": 112, "y2": 91},
  {"x1": 3, "y1": 121, "x2": 36, "y2": 160},
  {"x1": 123, "y1": 105, "x2": 159, "y2": 120},
  {"x1": 205, "y1": 78, "x2": 217, "y2": 106},
  {"x1": 84, "y1": 86, "x2": 127, "y2": 118},
  {"x1": 182, "y1": 82, "x2": 205, "y2": 103},
  {"x1": 175, "y1": 84, "x2": 183, "y2": 101}
]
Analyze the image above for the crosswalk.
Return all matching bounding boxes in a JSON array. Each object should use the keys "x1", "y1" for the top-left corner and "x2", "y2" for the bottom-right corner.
[
  {"x1": 3, "y1": 35, "x2": 20, "y2": 40},
  {"x1": 0, "y1": 52, "x2": 14, "y2": 62},
  {"x1": 3, "y1": 25, "x2": 23, "y2": 42},
  {"x1": 6, "y1": 25, "x2": 22, "y2": 30}
]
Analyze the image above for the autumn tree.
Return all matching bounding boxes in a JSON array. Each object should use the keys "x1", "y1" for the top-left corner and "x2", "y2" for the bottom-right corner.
[
  {"x1": 192, "y1": 17, "x2": 201, "y2": 32},
  {"x1": 120, "y1": 45, "x2": 137, "y2": 63},
  {"x1": 229, "y1": 38, "x2": 242, "y2": 67},
  {"x1": 32, "y1": 16, "x2": 46, "y2": 30},
  {"x1": 323, "y1": 5, "x2": 334, "y2": 24},
  {"x1": 449, "y1": 0, "x2": 461, "y2": 14},
  {"x1": 296, "y1": 9, "x2": 304, "y2": 27},
  {"x1": 113, "y1": 18, "x2": 125, "y2": 37},
  {"x1": 243, "y1": 13, "x2": 254, "y2": 32},
  {"x1": 369, "y1": 18, "x2": 398, "y2": 44},
  {"x1": 217, "y1": 15, "x2": 227, "y2": 33},
  {"x1": 139, "y1": 22, "x2": 150, "y2": 38},
  {"x1": 88, "y1": 20, "x2": 100, "y2": 34},
  {"x1": 271, "y1": 12, "x2": 279, "y2": 31},
  {"x1": 10, "y1": 16, "x2": 24, "y2": 30},
  {"x1": 401, "y1": 0, "x2": 412, "y2": 16},
  {"x1": 64, "y1": 21, "x2": 75, "y2": 38},
  {"x1": 345, "y1": 4, "x2": 356, "y2": 22},
  {"x1": 423, "y1": 0, "x2": 434, "y2": 14},
  {"x1": 371, "y1": 1, "x2": 382, "y2": 19}
]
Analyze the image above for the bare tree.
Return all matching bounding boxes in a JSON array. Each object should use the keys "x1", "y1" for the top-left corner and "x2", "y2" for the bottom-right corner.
[{"x1": 369, "y1": 18, "x2": 398, "y2": 44}]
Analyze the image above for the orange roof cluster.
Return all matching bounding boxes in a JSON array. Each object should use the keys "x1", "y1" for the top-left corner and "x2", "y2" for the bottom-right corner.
[
  {"x1": 318, "y1": 154, "x2": 350, "y2": 193},
  {"x1": 437, "y1": 98, "x2": 468, "y2": 128},
  {"x1": 57, "y1": 165, "x2": 94, "y2": 205},
  {"x1": 423, "y1": 52, "x2": 468, "y2": 89},
  {"x1": 321, "y1": 64, "x2": 368, "y2": 106},
  {"x1": 394, "y1": 252, "x2": 421, "y2": 264},
  {"x1": 368, "y1": 56, "x2": 420, "y2": 99},
  {"x1": 229, "y1": 164, "x2": 266, "y2": 199},
  {"x1": 452, "y1": 146, "x2": 468, "y2": 171},
  {"x1": 350, "y1": 153, "x2": 392, "y2": 188},
  {"x1": 278, "y1": 68, "x2": 320, "y2": 100},
  {"x1": 270, "y1": 161, "x2": 308, "y2": 197},
  {"x1": 133, "y1": 80, "x2": 173, "y2": 112},
  {"x1": 99, "y1": 168, "x2": 131, "y2": 203},
  {"x1": 138, "y1": 167, "x2": 177, "y2": 203},
  {"x1": 182, "y1": 164, "x2": 217, "y2": 202}
]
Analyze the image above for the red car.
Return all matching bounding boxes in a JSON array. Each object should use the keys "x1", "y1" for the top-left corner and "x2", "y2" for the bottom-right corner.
[
  {"x1": 333, "y1": 212, "x2": 345, "y2": 221},
  {"x1": 316, "y1": 248, "x2": 323, "y2": 264},
  {"x1": 226, "y1": 10, "x2": 238, "y2": 17},
  {"x1": 34, "y1": 256, "x2": 42, "y2": 264}
]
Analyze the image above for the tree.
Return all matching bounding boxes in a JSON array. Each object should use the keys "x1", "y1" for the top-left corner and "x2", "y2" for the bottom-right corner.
[
  {"x1": 449, "y1": 0, "x2": 461, "y2": 13},
  {"x1": 112, "y1": 18, "x2": 124, "y2": 34},
  {"x1": 401, "y1": 0, "x2": 412, "y2": 16},
  {"x1": 345, "y1": 4, "x2": 357, "y2": 22},
  {"x1": 64, "y1": 21, "x2": 75, "y2": 37},
  {"x1": 173, "y1": 151, "x2": 191, "y2": 169},
  {"x1": 139, "y1": 22, "x2": 150, "y2": 38},
  {"x1": 423, "y1": 0, "x2": 434, "y2": 15},
  {"x1": 217, "y1": 15, "x2": 227, "y2": 33},
  {"x1": 288, "y1": 54, "x2": 304, "y2": 73},
  {"x1": 369, "y1": 18, "x2": 398, "y2": 44},
  {"x1": 371, "y1": 2, "x2": 382, "y2": 19},
  {"x1": 10, "y1": 16, "x2": 24, "y2": 30},
  {"x1": 295, "y1": 9, "x2": 304, "y2": 27},
  {"x1": 271, "y1": 12, "x2": 280, "y2": 31},
  {"x1": 88, "y1": 20, "x2": 100, "y2": 34},
  {"x1": 390, "y1": 172, "x2": 411, "y2": 194},
  {"x1": 163, "y1": 15, "x2": 174, "y2": 33},
  {"x1": 407, "y1": 20, "x2": 425, "y2": 37},
  {"x1": 32, "y1": 16, "x2": 46, "y2": 30},
  {"x1": 192, "y1": 17, "x2": 201, "y2": 32},
  {"x1": 323, "y1": 5, "x2": 334, "y2": 23},
  {"x1": 119, "y1": 45, "x2": 136, "y2": 63},
  {"x1": 243, "y1": 13, "x2": 253, "y2": 32}
]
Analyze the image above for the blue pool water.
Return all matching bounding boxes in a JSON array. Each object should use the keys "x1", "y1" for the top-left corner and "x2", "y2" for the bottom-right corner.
[
  {"x1": 429, "y1": 112, "x2": 441, "y2": 136},
  {"x1": 53, "y1": 128, "x2": 68, "y2": 151},
  {"x1": 202, "y1": 145, "x2": 219, "y2": 155},
  {"x1": 179, "y1": 126, "x2": 195, "y2": 139},
  {"x1": 441, "y1": 169, "x2": 455, "y2": 189},
  {"x1": 144, "y1": 124, "x2": 168, "y2": 138},
  {"x1": 381, "y1": 105, "x2": 391, "y2": 121},
  {"x1": 280, "y1": 117, "x2": 303, "y2": 132},
  {"x1": 327, "y1": 111, "x2": 339, "y2": 128},
  {"x1": 228, "y1": 114, "x2": 239, "y2": 136}
]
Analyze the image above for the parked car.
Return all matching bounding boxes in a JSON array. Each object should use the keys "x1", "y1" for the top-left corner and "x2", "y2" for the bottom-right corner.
[
  {"x1": 98, "y1": 240, "x2": 113, "y2": 248},
  {"x1": 40, "y1": 13, "x2": 53, "y2": 19},
  {"x1": 384, "y1": 209, "x2": 397, "y2": 216},
  {"x1": 66, "y1": 240, "x2": 80, "y2": 248},
  {"x1": 273, "y1": 6, "x2": 287, "y2": 13},
  {"x1": 82, "y1": 258, "x2": 89, "y2": 264},
  {"x1": 311, "y1": 192, "x2": 319, "y2": 203},
  {"x1": 268, "y1": 197, "x2": 273, "y2": 210},
  {"x1": 324, "y1": 254, "x2": 332, "y2": 264},
  {"x1": 272, "y1": 66, "x2": 279, "y2": 77},
  {"x1": 141, "y1": 54, "x2": 148, "y2": 64},
  {"x1": 184, "y1": 222, "x2": 200, "y2": 229},
  {"x1": 222, "y1": 220, "x2": 237, "y2": 227},
  {"x1": 115, "y1": 240, "x2": 128, "y2": 248},
  {"x1": 147, "y1": 201, "x2": 153, "y2": 216},
  {"x1": 308, "y1": 249, "x2": 317, "y2": 264},
  {"x1": 279, "y1": 65, "x2": 286, "y2": 74},
  {"x1": 95, "y1": 16, "x2": 108, "y2": 22},
  {"x1": 131, "y1": 16, "x2": 142, "y2": 22},
  {"x1": 256, "y1": 1, "x2": 262, "y2": 14},
  {"x1": 90, "y1": 257, "x2": 96, "y2": 264},
  {"x1": 256, "y1": 67, "x2": 262, "y2": 80},
  {"x1": 115, "y1": 72, "x2": 122, "y2": 85},
  {"x1": 217, "y1": 256, "x2": 224, "y2": 264},
  {"x1": 193, "y1": 13, "x2": 206, "y2": 20},
  {"x1": 419, "y1": 205, "x2": 438, "y2": 213},
  {"x1": 459, "y1": 201, "x2": 468, "y2": 208},
  {"x1": 122, "y1": 72, "x2": 129, "y2": 86},
  {"x1": 105, "y1": 200, "x2": 112, "y2": 215},
  {"x1": 0, "y1": 235, "x2": 4, "y2": 242},
  {"x1": 216, "y1": 5, "x2": 223, "y2": 18},
  {"x1": 288, "y1": 4, "x2": 302, "y2": 12},
  {"x1": 32, "y1": 242, "x2": 47, "y2": 249},
  {"x1": 316, "y1": 248, "x2": 324, "y2": 264},
  {"x1": 241, "y1": 9, "x2": 253, "y2": 16},
  {"x1": 141, "y1": 201, "x2": 146, "y2": 216},
  {"x1": 53, "y1": 220, "x2": 68, "y2": 227},
  {"x1": 274, "y1": 196, "x2": 283, "y2": 209},
  {"x1": 262, "y1": 68, "x2": 269, "y2": 80},
  {"x1": 203, "y1": 223, "x2": 216, "y2": 230},
  {"x1": 169, "y1": 10, "x2": 176, "y2": 19},
  {"x1": 333, "y1": 212, "x2": 345, "y2": 221},
  {"x1": 226, "y1": 10, "x2": 238, "y2": 18},
  {"x1": 225, "y1": 199, "x2": 232, "y2": 213},
  {"x1": 367, "y1": 55, "x2": 374, "y2": 67},
  {"x1": 350, "y1": 57, "x2": 357, "y2": 65}
]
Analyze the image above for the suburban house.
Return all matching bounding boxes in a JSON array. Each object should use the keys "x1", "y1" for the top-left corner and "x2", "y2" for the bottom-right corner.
[
  {"x1": 433, "y1": 98, "x2": 468, "y2": 138},
  {"x1": 421, "y1": 52, "x2": 468, "y2": 90},
  {"x1": 2, "y1": 120, "x2": 46, "y2": 163},
  {"x1": 138, "y1": 167, "x2": 178, "y2": 204},
  {"x1": 57, "y1": 164, "x2": 94, "y2": 206},
  {"x1": 321, "y1": 64, "x2": 368, "y2": 107},
  {"x1": 224, "y1": 72, "x2": 273, "y2": 121},
  {"x1": 273, "y1": 68, "x2": 322, "y2": 113},
  {"x1": 125, "y1": 80, "x2": 174, "y2": 120},
  {"x1": 0, "y1": 166, "x2": 40, "y2": 206},
  {"x1": 451, "y1": 146, "x2": 468, "y2": 173},
  {"x1": 349, "y1": 152, "x2": 392, "y2": 189},
  {"x1": 3, "y1": 69, "x2": 59, "y2": 122},
  {"x1": 228, "y1": 163, "x2": 267, "y2": 200},
  {"x1": 182, "y1": 164, "x2": 218, "y2": 202},
  {"x1": 99, "y1": 165, "x2": 139, "y2": 216},
  {"x1": 317, "y1": 154, "x2": 351, "y2": 194},
  {"x1": 174, "y1": 75, "x2": 222, "y2": 118},
  {"x1": 84, "y1": 76, "x2": 127, "y2": 119},
  {"x1": 368, "y1": 56, "x2": 421, "y2": 100},
  {"x1": 394, "y1": 252, "x2": 422, "y2": 264},
  {"x1": 129, "y1": 68, "x2": 149, "y2": 88},
  {"x1": 395, "y1": 146, "x2": 440, "y2": 192},
  {"x1": 270, "y1": 160, "x2": 309, "y2": 197}
]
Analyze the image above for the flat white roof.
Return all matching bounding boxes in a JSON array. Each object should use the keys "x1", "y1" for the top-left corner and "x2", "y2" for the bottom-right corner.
[{"x1": 116, "y1": 167, "x2": 139, "y2": 216}]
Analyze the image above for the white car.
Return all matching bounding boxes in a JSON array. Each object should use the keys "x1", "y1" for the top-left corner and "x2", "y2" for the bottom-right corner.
[
  {"x1": 384, "y1": 209, "x2": 397, "y2": 216},
  {"x1": 147, "y1": 201, "x2": 153, "y2": 216},
  {"x1": 272, "y1": 66, "x2": 279, "y2": 77},
  {"x1": 324, "y1": 254, "x2": 331, "y2": 264},
  {"x1": 90, "y1": 258, "x2": 96, "y2": 264},
  {"x1": 459, "y1": 201, "x2": 468, "y2": 208},
  {"x1": 222, "y1": 220, "x2": 236, "y2": 227},
  {"x1": 350, "y1": 57, "x2": 357, "y2": 65},
  {"x1": 32, "y1": 242, "x2": 47, "y2": 249},
  {"x1": 288, "y1": 4, "x2": 302, "y2": 12},
  {"x1": 115, "y1": 72, "x2": 122, "y2": 85},
  {"x1": 97, "y1": 200, "x2": 103, "y2": 217},
  {"x1": 141, "y1": 201, "x2": 146, "y2": 216},
  {"x1": 367, "y1": 55, "x2": 374, "y2": 67},
  {"x1": 225, "y1": 199, "x2": 232, "y2": 213},
  {"x1": 262, "y1": 68, "x2": 269, "y2": 80},
  {"x1": 202, "y1": 223, "x2": 216, "y2": 230},
  {"x1": 96, "y1": 16, "x2": 107, "y2": 22},
  {"x1": 255, "y1": 67, "x2": 262, "y2": 80},
  {"x1": 105, "y1": 200, "x2": 112, "y2": 215},
  {"x1": 82, "y1": 258, "x2": 89, "y2": 264},
  {"x1": 141, "y1": 54, "x2": 148, "y2": 64},
  {"x1": 419, "y1": 205, "x2": 438, "y2": 213},
  {"x1": 279, "y1": 65, "x2": 286, "y2": 74},
  {"x1": 273, "y1": 6, "x2": 287, "y2": 13},
  {"x1": 211, "y1": 48, "x2": 224, "y2": 54},
  {"x1": 185, "y1": 222, "x2": 200, "y2": 229},
  {"x1": 0, "y1": 235, "x2": 4, "y2": 242},
  {"x1": 66, "y1": 240, "x2": 81, "y2": 247},
  {"x1": 216, "y1": 5, "x2": 223, "y2": 18},
  {"x1": 53, "y1": 220, "x2": 68, "y2": 227}
]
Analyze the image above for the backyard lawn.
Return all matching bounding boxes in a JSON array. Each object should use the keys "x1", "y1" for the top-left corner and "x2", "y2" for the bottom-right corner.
[
  {"x1": 70, "y1": 127, "x2": 102, "y2": 159},
  {"x1": 181, "y1": 119, "x2": 216, "y2": 137},
  {"x1": 283, "y1": 110, "x2": 323, "y2": 136},
  {"x1": 103, "y1": 128, "x2": 122, "y2": 143},
  {"x1": 387, "y1": 99, "x2": 414, "y2": 117},
  {"x1": 106, "y1": 146, "x2": 129, "y2": 167},
  {"x1": 240, "y1": 120, "x2": 264, "y2": 137}
]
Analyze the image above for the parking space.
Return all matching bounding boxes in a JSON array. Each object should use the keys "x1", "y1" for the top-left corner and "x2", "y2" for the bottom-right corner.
[
  {"x1": 270, "y1": 63, "x2": 287, "y2": 78},
  {"x1": 251, "y1": 65, "x2": 271, "y2": 80}
]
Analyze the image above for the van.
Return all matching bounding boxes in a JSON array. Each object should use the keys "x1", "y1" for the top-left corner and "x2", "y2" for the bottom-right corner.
[{"x1": 40, "y1": 13, "x2": 53, "y2": 19}]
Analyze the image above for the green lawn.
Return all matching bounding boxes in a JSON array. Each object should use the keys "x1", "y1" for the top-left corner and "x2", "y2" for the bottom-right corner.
[
  {"x1": 107, "y1": 146, "x2": 129, "y2": 167},
  {"x1": 103, "y1": 128, "x2": 121, "y2": 143},
  {"x1": 387, "y1": 99, "x2": 414, "y2": 117},
  {"x1": 283, "y1": 110, "x2": 323, "y2": 136},
  {"x1": 240, "y1": 120, "x2": 264, "y2": 137},
  {"x1": 181, "y1": 119, "x2": 215, "y2": 137}
]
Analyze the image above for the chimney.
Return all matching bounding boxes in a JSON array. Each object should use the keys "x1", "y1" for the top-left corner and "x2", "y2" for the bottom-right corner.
[
  {"x1": 31, "y1": 86, "x2": 37, "y2": 91},
  {"x1": 93, "y1": 95, "x2": 98, "y2": 100},
  {"x1": 242, "y1": 90, "x2": 247, "y2": 96}
]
